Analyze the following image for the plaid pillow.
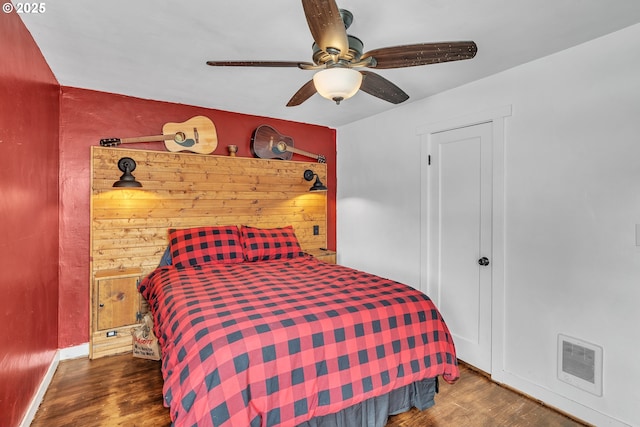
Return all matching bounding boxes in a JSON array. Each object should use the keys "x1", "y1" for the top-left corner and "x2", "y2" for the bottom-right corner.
[
  {"x1": 240, "y1": 225, "x2": 304, "y2": 262},
  {"x1": 169, "y1": 226, "x2": 244, "y2": 268}
]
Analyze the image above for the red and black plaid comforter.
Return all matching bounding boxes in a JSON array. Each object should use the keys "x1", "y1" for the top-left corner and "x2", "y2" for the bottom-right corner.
[{"x1": 139, "y1": 256, "x2": 459, "y2": 427}]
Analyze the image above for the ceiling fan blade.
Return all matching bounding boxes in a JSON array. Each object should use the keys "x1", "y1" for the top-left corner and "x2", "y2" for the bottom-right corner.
[
  {"x1": 301, "y1": 0, "x2": 349, "y2": 58},
  {"x1": 359, "y1": 71, "x2": 409, "y2": 104},
  {"x1": 206, "y1": 60, "x2": 314, "y2": 68},
  {"x1": 286, "y1": 80, "x2": 317, "y2": 107},
  {"x1": 362, "y1": 41, "x2": 477, "y2": 69}
]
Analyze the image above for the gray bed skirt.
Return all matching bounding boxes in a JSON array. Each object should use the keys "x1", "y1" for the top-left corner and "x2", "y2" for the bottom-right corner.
[{"x1": 299, "y1": 377, "x2": 439, "y2": 427}]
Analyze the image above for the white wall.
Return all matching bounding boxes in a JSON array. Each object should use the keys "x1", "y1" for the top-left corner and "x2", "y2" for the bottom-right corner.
[{"x1": 337, "y1": 23, "x2": 640, "y2": 426}]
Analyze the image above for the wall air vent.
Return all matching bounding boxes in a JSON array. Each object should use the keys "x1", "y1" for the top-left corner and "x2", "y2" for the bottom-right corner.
[{"x1": 557, "y1": 334, "x2": 603, "y2": 396}]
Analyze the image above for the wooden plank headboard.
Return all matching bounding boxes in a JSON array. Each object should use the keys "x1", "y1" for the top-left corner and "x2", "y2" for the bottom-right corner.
[{"x1": 90, "y1": 146, "x2": 328, "y2": 276}]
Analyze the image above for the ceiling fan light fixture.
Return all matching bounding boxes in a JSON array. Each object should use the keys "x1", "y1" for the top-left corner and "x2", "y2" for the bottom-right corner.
[{"x1": 313, "y1": 67, "x2": 362, "y2": 105}]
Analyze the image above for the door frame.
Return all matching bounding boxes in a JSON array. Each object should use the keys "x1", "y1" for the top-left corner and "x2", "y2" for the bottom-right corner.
[{"x1": 417, "y1": 105, "x2": 511, "y2": 380}]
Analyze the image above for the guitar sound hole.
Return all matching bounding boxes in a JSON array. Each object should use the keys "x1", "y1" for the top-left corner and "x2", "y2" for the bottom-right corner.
[
  {"x1": 274, "y1": 141, "x2": 287, "y2": 154},
  {"x1": 174, "y1": 132, "x2": 186, "y2": 143}
]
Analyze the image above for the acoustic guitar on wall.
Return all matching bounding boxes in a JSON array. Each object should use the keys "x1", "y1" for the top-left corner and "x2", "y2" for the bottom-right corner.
[
  {"x1": 99, "y1": 116, "x2": 218, "y2": 154},
  {"x1": 251, "y1": 125, "x2": 326, "y2": 163}
]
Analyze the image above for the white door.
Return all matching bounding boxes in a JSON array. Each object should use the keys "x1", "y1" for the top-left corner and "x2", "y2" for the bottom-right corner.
[{"x1": 427, "y1": 122, "x2": 493, "y2": 373}]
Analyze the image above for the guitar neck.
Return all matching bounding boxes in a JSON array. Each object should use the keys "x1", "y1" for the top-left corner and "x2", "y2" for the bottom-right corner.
[
  {"x1": 285, "y1": 146, "x2": 322, "y2": 161},
  {"x1": 117, "y1": 134, "x2": 178, "y2": 144}
]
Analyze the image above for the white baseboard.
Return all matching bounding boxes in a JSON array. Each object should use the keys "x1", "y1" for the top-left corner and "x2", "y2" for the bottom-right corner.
[
  {"x1": 20, "y1": 351, "x2": 60, "y2": 427},
  {"x1": 59, "y1": 342, "x2": 89, "y2": 360}
]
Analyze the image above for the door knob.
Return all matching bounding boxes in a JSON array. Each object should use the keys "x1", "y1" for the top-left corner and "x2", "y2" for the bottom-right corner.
[{"x1": 478, "y1": 257, "x2": 490, "y2": 266}]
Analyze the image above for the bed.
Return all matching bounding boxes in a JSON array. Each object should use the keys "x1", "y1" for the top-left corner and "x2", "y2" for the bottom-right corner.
[{"x1": 138, "y1": 225, "x2": 459, "y2": 427}]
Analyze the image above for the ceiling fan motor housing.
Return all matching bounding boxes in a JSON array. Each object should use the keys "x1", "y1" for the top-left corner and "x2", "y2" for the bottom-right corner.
[
  {"x1": 312, "y1": 35, "x2": 363, "y2": 66},
  {"x1": 339, "y1": 9, "x2": 354, "y2": 29}
]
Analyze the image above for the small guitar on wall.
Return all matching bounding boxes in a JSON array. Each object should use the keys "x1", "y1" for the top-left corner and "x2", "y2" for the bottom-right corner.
[
  {"x1": 100, "y1": 116, "x2": 218, "y2": 154},
  {"x1": 251, "y1": 125, "x2": 326, "y2": 163}
]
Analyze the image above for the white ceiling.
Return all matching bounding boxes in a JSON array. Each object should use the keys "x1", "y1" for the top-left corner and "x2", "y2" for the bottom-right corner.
[{"x1": 18, "y1": 0, "x2": 640, "y2": 128}]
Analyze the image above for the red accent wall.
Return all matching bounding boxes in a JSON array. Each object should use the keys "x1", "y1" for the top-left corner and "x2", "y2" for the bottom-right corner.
[
  {"x1": 59, "y1": 88, "x2": 337, "y2": 348},
  {"x1": 1, "y1": 14, "x2": 337, "y2": 422},
  {"x1": 0, "y1": 11, "x2": 60, "y2": 427}
]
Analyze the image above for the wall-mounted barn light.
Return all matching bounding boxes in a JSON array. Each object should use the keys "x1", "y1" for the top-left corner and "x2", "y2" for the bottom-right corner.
[
  {"x1": 113, "y1": 157, "x2": 142, "y2": 188},
  {"x1": 303, "y1": 169, "x2": 327, "y2": 192}
]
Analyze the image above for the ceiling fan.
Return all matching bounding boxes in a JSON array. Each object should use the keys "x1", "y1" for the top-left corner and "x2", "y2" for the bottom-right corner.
[{"x1": 206, "y1": 0, "x2": 477, "y2": 106}]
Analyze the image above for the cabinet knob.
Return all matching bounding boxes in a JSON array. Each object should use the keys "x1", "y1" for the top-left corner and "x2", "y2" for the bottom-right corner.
[
  {"x1": 99, "y1": 303, "x2": 105, "y2": 308},
  {"x1": 478, "y1": 257, "x2": 490, "y2": 266}
]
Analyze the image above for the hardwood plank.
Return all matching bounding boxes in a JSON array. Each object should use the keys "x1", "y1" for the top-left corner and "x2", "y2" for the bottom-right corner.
[
  {"x1": 32, "y1": 355, "x2": 169, "y2": 427},
  {"x1": 32, "y1": 356, "x2": 590, "y2": 427},
  {"x1": 387, "y1": 364, "x2": 591, "y2": 427}
]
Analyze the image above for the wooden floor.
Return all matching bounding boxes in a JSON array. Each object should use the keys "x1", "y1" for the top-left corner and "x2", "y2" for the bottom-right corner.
[{"x1": 32, "y1": 354, "x2": 590, "y2": 427}]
